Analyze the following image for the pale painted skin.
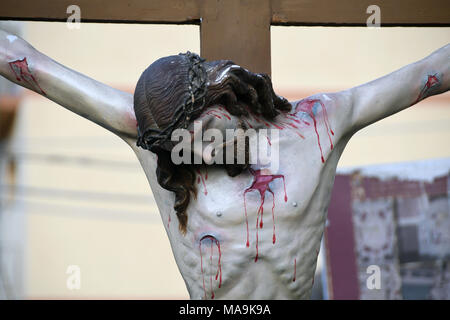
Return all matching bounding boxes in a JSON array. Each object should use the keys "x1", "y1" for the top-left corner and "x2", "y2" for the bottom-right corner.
[{"x1": 0, "y1": 29, "x2": 448, "y2": 299}]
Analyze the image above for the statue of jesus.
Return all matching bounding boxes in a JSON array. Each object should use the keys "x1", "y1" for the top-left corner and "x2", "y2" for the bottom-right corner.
[{"x1": 0, "y1": 28, "x2": 448, "y2": 299}]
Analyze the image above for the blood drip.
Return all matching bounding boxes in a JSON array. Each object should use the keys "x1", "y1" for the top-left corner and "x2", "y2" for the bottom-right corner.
[
  {"x1": 205, "y1": 108, "x2": 232, "y2": 121},
  {"x1": 293, "y1": 259, "x2": 297, "y2": 282},
  {"x1": 286, "y1": 115, "x2": 301, "y2": 124},
  {"x1": 205, "y1": 110, "x2": 222, "y2": 119},
  {"x1": 216, "y1": 106, "x2": 232, "y2": 120},
  {"x1": 199, "y1": 235, "x2": 222, "y2": 299},
  {"x1": 414, "y1": 74, "x2": 440, "y2": 104},
  {"x1": 267, "y1": 120, "x2": 283, "y2": 130},
  {"x1": 243, "y1": 168, "x2": 288, "y2": 262},
  {"x1": 243, "y1": 104, "x2": 309, "y2": 138},
  {"x1": 9, "y1": 58, "x2": 46, "y2": 95},
  {"x1": 242, "y1": 118, "x2": 254, "y2": 129},
  {"x1": 294, "y1": 99, "x2": 334, "y2": 163},
  {"x1": 294, "y1": 131, "x2": 305, "y2": 139},
  {"x1": 196, "y1": 168, "x2": 208, "y2": 195},
  {"x1": 219, "y1": 111, "x2": 231, "y2": 120}
]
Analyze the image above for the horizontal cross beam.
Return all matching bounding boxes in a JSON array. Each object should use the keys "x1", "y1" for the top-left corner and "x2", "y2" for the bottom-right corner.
[
  {"x1": 272, "y1": 0, "x2": 450, "y2": 26},
  {"x1": 1, "y1": 0, "x2": 449, "y2": 75},
  {"x1": 1, "y1": 0, "x2": 449, "y2": 25}
]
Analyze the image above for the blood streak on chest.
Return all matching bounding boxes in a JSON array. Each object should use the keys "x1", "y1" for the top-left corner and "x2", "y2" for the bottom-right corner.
[
  {"x1": 243, "y1": 168, "x2": 288, "y2": 262},
  {"x1": 199, "y1": 235, "x2": 222, "y2": 299},
  {"x1": 196, "y1": 167, "x2": 208, "y2": 195},
  {"x1": 294, "y1": 99, "x2": 334, "y2": 163},
  {"x1": 9, "y1": 58, "x2": 46, "y2": 95},
  {"x1": 243, "y1": 104, "x2": 307, "y2": 139}
]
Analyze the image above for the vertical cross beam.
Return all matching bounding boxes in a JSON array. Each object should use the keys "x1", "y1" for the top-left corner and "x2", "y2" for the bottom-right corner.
[{"x1": 200, "y1": 0, "x2": 272, "y2": 76}]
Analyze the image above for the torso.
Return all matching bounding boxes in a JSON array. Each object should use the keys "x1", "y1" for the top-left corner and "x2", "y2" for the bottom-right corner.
[{"x1": 128, "y1": 93, "x2": 353, "y2": 299}]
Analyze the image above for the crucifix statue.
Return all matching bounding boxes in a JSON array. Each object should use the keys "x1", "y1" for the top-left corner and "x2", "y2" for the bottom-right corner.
[{"x1": 0, "y1": 0, "x2": 449, "y2": 300}]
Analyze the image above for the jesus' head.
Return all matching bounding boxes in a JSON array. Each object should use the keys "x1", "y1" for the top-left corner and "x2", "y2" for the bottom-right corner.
[{"x1": 133, "y1": 52, "x2": 290, "y2": 233}]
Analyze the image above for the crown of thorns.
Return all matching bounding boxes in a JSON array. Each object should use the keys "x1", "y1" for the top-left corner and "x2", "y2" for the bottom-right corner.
[{"x1": 136, "y1": 51, "x2": 208, "y2": 152}]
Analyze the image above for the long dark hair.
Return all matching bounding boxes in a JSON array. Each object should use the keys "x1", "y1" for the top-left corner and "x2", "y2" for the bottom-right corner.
[{"x1": 133, "y1": 52, "x2": 290, "y2": 234}]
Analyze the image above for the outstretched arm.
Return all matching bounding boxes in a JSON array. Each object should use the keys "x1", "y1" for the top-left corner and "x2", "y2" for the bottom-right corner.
[
  {"x1": 348, "y1": 44, "x2": 449, "y2": 133},
  {"x1": 0, "y1": 29, "x2": 137, "y2": 139}
]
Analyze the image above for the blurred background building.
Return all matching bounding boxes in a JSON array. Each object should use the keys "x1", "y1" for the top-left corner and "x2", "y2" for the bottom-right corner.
[
  {"x1": 0, "y1": 21, "x2": 448, "y2": 299},
  {"x1": 324, "y1": 159, "x2": 450, "y2": 300}
]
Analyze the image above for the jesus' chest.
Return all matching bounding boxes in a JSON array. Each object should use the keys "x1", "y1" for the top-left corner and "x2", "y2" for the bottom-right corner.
[{"x1": 185, "y1": 155, "x2": 323, "y2": 247}]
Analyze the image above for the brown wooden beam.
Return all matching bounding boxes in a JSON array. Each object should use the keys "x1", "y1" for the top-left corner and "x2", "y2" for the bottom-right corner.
[
  {"x1": 0, "y1": 0, "x2": 201, "y2": 24},
  {"x1": 1, "y1": 0, "x2": 448, "y2": 75},
  {"x1": 200, "y1": 0, "x2": 272, "y2": 76},
  {"x1": 1, "y1": 0, "x2": 449, "y2": 25},
  {"x1": 272, "y1": 0, "x2": 450, "y2": 26}
]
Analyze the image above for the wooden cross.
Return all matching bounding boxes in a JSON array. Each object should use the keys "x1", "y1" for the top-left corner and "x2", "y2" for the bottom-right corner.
[{"x1": 1, "y1": 0, "x2": 449, "y2": 77}]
